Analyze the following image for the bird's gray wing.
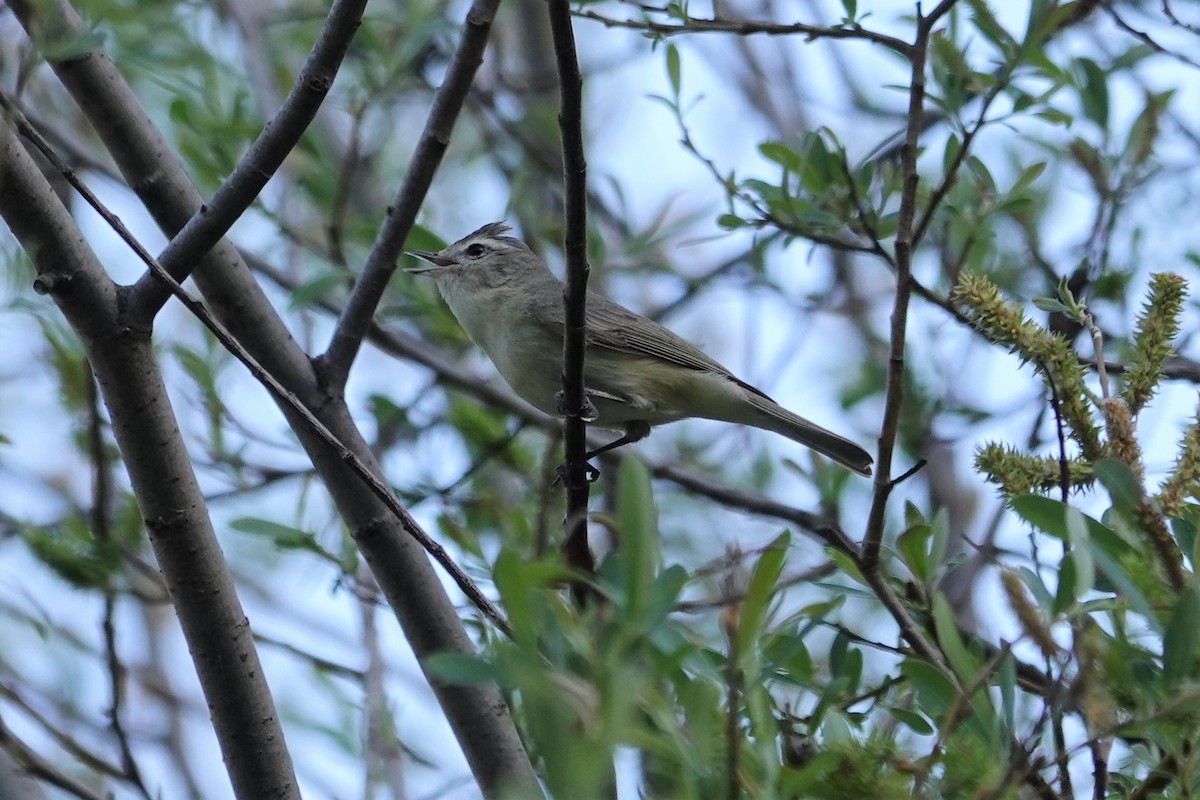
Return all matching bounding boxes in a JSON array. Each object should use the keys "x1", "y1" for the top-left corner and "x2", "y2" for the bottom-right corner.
[{"x1": 527, "y1": 290, "x2": 772, "y2": 400}]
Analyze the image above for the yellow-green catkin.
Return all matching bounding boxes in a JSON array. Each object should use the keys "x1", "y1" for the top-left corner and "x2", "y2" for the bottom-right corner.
[
  {"x1": 1158, "y1": 406, "x2": 1200, "y2": 519},
  {"x1": 1100, "y1": 397, "x2": 1144, "y2": 483},
  {"x1": 1122, "y1": 273, "x2": 1187, "y2": 415},
  {"x1": 975, "y1": 443, "x2": 1091, "y2": 498},
  {"x1": 953, "y1": 274, "x2": 1102, "y2": 460}
]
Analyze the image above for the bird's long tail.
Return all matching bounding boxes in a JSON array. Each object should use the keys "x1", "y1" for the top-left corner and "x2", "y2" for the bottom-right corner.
[{"x1": 745, "y1": 394, "x2": 873, "y2": 476}]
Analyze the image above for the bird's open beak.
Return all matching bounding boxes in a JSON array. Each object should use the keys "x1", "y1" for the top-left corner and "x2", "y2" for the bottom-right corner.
[{"x1": 405, "y1": 250, "x2": 454, "y2": 275}]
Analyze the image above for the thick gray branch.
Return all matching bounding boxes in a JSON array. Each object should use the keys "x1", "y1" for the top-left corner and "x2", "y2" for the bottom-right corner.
[{"x1": 0, "y1": 130, "x2": 298, "y2": 800}]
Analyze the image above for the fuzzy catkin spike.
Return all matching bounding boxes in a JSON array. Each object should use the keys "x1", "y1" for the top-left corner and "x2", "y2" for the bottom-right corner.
[
  {"x1": 1100, "y1": 398, "x2": 1144, "y2": 483},
  {"x1": 1122, "y1": 273, "x2": 1187, "y2": 416},
  {"x1": 1000, "y1": 570, "x2": 1058, "y2": 660},
  {"x1": 975, "y1": 443, "x2": 1092, "y2": 499},
  {"x1": 953, "y1": 274, "x2": 1103, "y2": 460},
  {"x1": 1157, "y1": 406, "x2": 1200, "y2": 519}
]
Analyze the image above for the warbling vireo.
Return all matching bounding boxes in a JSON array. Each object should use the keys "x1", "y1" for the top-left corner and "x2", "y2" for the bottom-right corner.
[{"x1": 406, "y1": 222, "x2": 873, "y2": 476}]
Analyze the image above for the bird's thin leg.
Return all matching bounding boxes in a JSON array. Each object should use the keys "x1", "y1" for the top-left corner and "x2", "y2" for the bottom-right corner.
[
  {"x1": 583, "y1": 420, "x2": 651, "y2": 461},
  {"x1": 556, "y1": 421, "x2": 651, "y2": 483}
]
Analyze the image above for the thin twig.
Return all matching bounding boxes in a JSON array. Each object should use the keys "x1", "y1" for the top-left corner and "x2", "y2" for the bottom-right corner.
[
  {"x1": 1043, "y1": 367, "x2": 1072, "y2": 504},
  {"x1": 574, "y1": 9, "x2": 912, "y2": 55},
  {"x1": 87, "y1": 370, "x2": 152, "y2": 800},
  {"x1": 319, "y1": 0, "x2": 504, "y2": 388},
  {"x1": 0, "y1": 717, "x2": 111, "y2": 800},
  {"x1": 128, "y1": 0, "x2": 368, "y2": 318},
  {"x1": 9, "y1": 102, "x2": 511, "y2": 636},
  {"x1": 1083, "y1": 313, "x2": 1110, "y2": 399},
  {"x1": 547, "y1": 0, "x2": 595, "y2": 593},
  {"x1": 724, "y1": 618, "x2": 741, "y2": 800},
  {"x1": 861, "y1": 5, "x2": 946, "y2": 568}
]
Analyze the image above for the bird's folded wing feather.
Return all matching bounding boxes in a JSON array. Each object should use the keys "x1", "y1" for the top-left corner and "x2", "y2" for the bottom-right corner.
[{"x1": 526, "y1": 291, "x2": 773, "y2": 401}]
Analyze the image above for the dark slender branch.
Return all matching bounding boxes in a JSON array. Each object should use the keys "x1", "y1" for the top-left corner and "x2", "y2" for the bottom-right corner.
[
  {"x1": 86, "y1": 370, "x2": 152, "y2": 799},
  {"x1": 911, "y1": 55, "x2": 1018, "y2": 249},
  {"x1": 0, "y1": 718, "x2": 110, "y2": 800},
  {"x1": 575, "y1": 9, "x2": 912, "y2": 55},
  {"x1": 848, "y1": 3, "x2": 958, "y2": 672},
  {"x1": 547, "y1": 0, "x2": 595, "y2": 589},
  {"x1": 319, "y1": 0, "x2": 503, "y2": 388},
  {"x1": 0, "y1": 682, "x2": 128, "y2": 784},
  {"x1": 862, "y1": 5, "x2": 947, "y2": 568},
  {"x1": 651, "y1": 464, "x2": 859, "y2": 554},
  {"x1": 10, "y1": 104, "x2": 510, "y2": 633},
  {"x1": 1044, "y1": 369, "x2": 1072, "y2": 504},
  {"x1": 128, "y1": 0, "x2": 368, "y2": 319},
  {"x1": 724, "y1": 620, "x2": 741, "y2": 800},
  {"x1": 1103, "y1": 1, "x2": 1200, "y2": 69}
]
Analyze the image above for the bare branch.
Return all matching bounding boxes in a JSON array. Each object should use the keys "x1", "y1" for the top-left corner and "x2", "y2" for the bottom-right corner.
[
  {"x1": 7, "y1": 97, "x2": 510, "y2": 634},
  {"x1": 547, "y1": 0, "x2": 595, "y2": 590},
  {"x1": 0, "y1": 130, "x2": 299, "y2": 799},
  {"x1": 128, "y1": 0, "x2": 368, "y2": 318},
  {"x1": 319, "y1": 0, "x2": 504, "y2": 388},
  {"x1": 575, "y1": 9, "x2": 912, "y2": 55}
]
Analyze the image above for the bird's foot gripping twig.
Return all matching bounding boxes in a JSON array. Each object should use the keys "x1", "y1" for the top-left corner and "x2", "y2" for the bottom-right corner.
[
  {"x1": 554, "y1": 460, "x2": 601, "y2": 487},
  {"x1": 554, "y1": 389, "x2": 599, "y2": 422}
]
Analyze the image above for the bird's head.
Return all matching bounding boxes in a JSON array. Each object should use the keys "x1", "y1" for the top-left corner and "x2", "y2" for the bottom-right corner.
[{"x1": 405, "y1": 222, "x2": 545, "y2": 291}]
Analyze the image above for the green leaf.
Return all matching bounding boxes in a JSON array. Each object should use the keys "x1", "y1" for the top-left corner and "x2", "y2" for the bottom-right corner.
[
  {"x1": 1163, "y1": 586, "x2": 1200, "y2": 686},
  {"x1": 901, "y1": 658, "x2": 956, "y2": 718},
  {"x1": 644, "y1": 564, "x2": 689, "y2": 627},
  {"x1": 932, "y1": 593, "x2": 979, "y2": 683},
  {"x1": 758, "y1": 141, "x2": 803, "y2": 173},
  {"x1": 1122, "y1": 89, "x2": 1169, "y2": 169},
  {"x1": 231, "y1": 517, "x2": 320, "y2": 553},
  {"x1": 616, "y1": 457, "x2": 660, "y2": 620},
  {"x1": 1011, "y1": 161, "x2": 1047, "y2": 194},
  {"x1": 903, "y1": 500, "x2": 926, "y2": 529},
  {"x1": 1011, "y1": 495, "x2": 1132, "y2": 560},
  {"x1": 1093, "y1": 458, "x2": 1143, "y2": 511},
  {"x1": 966, "y1": 0, "x2": 1015, "y2": 56},
  {"x1": 1076, "y1": 57, "x2": 1109, "y2": 129},
  {"x1": 1032, "y1": 297, "x2": 1071, "y2": 314},
  {"x1": 888, "y1": 707, "x2": 934, "y2": 735},
  {"x1": 897, "y1": 523, "x2": 933, "y2": 586},
  {"x1": 1064, "y1": 506, "x2": 1096, "y2": 600},
  {"x1": 824, "y1": 547, "x2": 867, "y2": 587},
  {"x1": 998, "y1": 653, "x2": 1016, "y2": 740},
  {"x1": 665, "y1": 44, "x2": 681, "y2": 97},
  {"x1": 424, "y1": 651, "x2": 500, "y2": 686},
  {"x1": 737, "y1": 531, "x2": 789, "y2": 655},
  {"x1": 289, "y1": 271, "x2": 346, "y2": 310}
]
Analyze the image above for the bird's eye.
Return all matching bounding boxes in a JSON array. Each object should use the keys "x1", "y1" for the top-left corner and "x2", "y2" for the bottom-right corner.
[{"x1": 465, "y1": 243, "x2": 486, "y2": 258}]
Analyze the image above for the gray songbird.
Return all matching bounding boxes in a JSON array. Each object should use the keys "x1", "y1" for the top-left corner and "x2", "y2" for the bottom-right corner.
[{"x1": 407, "y1": 222, "x2": 872, "y2": 476}]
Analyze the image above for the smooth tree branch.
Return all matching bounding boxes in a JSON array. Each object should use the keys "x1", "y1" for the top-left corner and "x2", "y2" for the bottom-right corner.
[
  {"x1": 6, "y1": 91, "x2": 511, "y2": 635},
  {"x1": 319, "y1": 0, "x2": 505, "y2": 388},
  {"x1": 547, "y1": 0, "x2": 595, "y2": 585},
  {"x1": 0, "y1": 129, "x2": 300, "y2": 800},
  {"x1": 128, "y1": 0, "x2": 367, "y2": 319},
  {"x1": 861, "y1": 4, "x2": 951, "y2": 569}
]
